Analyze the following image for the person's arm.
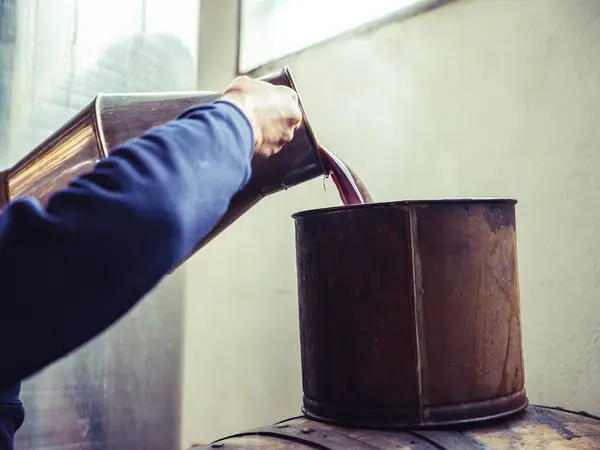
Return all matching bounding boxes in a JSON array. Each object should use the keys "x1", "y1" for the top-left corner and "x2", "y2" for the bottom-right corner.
[
  {"x1": 0, "y1": 384, "x2": 24, "y2": 450},
  {"x1": 0, "y1": 101, "x2": 253, "y2": 389}
]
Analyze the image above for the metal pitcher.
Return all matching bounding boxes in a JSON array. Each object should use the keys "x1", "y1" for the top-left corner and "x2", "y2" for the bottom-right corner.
[{"x1": 0, "y1": 66, "x2": 326, "y2": 260}]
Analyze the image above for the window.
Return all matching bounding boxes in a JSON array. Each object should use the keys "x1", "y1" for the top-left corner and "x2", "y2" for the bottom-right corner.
[
  {"x1": 239, "y1": 0, "x2": 432, "y2": 72},
  {"x1": 3, "y1": 0, "x2": 200, "y2": 166}
]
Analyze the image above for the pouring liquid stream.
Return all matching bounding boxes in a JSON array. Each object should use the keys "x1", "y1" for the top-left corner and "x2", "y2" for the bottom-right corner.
[{"x1": 318, "y1": 146, "x2": 373, "y2": 206}]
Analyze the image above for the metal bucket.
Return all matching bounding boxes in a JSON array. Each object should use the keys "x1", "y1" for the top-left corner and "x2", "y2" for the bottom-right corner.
[{"x1": 293, "y1": 199, "x2": 528, "y2": 428}]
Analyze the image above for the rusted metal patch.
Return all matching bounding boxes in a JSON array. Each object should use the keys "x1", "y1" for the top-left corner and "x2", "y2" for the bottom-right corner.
[{"x1": 483, "y1": 205, "x2": 515, "y2": 233}]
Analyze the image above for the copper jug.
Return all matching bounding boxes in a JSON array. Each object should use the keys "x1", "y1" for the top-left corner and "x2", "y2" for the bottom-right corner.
[{"x1": 0, "y1": 66, "x2": 326, "y2": 259}]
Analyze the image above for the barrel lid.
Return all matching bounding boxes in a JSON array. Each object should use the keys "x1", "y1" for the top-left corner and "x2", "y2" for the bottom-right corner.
[{"x1": 292, "y1": 197, "x2": 518, "y2": 218}]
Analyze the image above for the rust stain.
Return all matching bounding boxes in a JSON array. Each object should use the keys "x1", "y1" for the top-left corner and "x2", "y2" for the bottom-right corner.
[{"x1": 483, "y1": 206, "x2": 515, "y2": 233}]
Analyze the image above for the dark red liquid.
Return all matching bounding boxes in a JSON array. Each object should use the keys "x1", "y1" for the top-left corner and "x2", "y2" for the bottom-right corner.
[{"x1": 319, "y1": 146, "x2": 373, "y2": 205}]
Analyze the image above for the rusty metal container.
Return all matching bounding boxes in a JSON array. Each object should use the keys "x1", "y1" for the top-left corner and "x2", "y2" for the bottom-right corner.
[
  {"x1": 292, "y1": 199, "x2": 528, "y2": 428},
  {"x1": 192, "y1": 406, "x2": 600, "y2": 449},
  {"x1": 0, "y1": 66, "x2": 325, "y2": 261}
]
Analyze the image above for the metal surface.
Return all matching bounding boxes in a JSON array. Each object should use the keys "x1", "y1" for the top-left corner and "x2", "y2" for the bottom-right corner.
[
  {"x1": 293, "y1": 199, "x2": 528, "y2": 428},
  {"x1": 191, "y1": 406, "x2": 600, "y2": 449},
  {"x1": 0, "y1": 66, "x2": 326, "y2": 261},
  {"x1": 0, "y1": 1, "x2": 200, "y2": 448}
]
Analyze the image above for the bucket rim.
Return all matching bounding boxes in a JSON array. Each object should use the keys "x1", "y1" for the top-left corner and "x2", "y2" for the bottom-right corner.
[{"x1": 292, "y1": 197, "x2": 518, "y2": 218}]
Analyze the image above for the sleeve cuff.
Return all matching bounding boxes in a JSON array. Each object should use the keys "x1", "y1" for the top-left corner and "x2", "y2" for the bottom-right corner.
[{"x1": 178, "y1": 101, "x2": 255, "y2": 161}]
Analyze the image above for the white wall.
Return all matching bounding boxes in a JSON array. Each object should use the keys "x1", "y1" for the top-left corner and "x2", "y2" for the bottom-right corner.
[{"x1": 182, "y1": 0, "x2": 600, "y2": 445}]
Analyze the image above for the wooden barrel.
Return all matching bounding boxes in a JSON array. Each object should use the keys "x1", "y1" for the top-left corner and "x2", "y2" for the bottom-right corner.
[
  {"x1": 292, "y1": 200, "x2": 527, "y2": 428},
  {"x1": 192, "y1": 406, "x2": 600, "y2": 449}
]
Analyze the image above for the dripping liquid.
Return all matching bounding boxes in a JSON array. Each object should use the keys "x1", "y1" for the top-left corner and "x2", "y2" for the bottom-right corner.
[{"x1": 318, "y1": 146, "x2": 373, "y2": 206}]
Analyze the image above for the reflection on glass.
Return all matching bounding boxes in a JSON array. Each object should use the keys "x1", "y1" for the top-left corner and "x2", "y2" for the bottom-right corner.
[
  {"x1": 0, "y1": 0, "x2": 200, "y2": 448},
  {"x1": 0, "y1": 0, "x2": 16, "y2": 155}
]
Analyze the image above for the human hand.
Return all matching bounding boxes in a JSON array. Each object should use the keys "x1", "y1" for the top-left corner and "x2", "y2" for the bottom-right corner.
[{"x1": 221, "y1": 76, "x2": 302, "y2": 158}]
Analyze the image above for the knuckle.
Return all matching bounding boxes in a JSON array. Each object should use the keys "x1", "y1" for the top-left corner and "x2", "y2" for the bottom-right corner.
[{"x1": 232, "y1": 75, "x2": 252, "y2": 88}]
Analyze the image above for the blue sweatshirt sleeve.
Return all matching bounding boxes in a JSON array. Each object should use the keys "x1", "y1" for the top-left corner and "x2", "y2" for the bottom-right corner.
[
  {"x1": 0, "y1": 384, "x2": 23, "y2": 450},
  {"x1": 0, "y1": 101, "x2": 254, "y2": 444}
]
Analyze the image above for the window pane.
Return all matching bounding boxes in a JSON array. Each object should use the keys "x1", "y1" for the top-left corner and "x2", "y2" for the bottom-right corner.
[
  {"x1": 239, "y1": 0, "x2": 426, "y2": 72},
  {"x1": 2, "y1": 0, "x2": 200, "y2": 167}
]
